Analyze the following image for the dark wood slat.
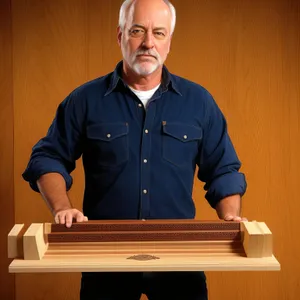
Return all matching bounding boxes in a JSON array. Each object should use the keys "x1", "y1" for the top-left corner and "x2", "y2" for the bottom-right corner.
[
  {"x1": 51, "y1": 220, "x2": 240, "y2": 232},
  {"x1": 48, "y1": 230, "x2": 241, "y2": 243}
]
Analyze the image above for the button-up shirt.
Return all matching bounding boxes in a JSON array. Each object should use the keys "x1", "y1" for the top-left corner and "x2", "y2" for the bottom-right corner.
[{"x1": 22, "y1": 61, "x2": 247, "y2": 220}]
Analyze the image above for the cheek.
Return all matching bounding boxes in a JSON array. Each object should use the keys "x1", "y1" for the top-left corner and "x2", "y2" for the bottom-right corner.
[
  {"x1": 158, "y1": 44, "x2": 171, "y2": 57},
  {"x1": 127, "y1": 39, "x2": 141, "y2": 53},
  {"x1": 166, "y1": 41, "x2": 171, "y2": 53}
]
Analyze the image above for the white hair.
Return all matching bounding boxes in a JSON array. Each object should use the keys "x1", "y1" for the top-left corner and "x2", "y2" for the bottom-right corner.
[{"x1": 119, "y1": 0, "x2": 176, "y2": 35}]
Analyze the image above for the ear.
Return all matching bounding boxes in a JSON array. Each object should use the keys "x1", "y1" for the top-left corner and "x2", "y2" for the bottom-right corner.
[{"x1": 117, "y1": 26, "x2": 122, "y2": 47}]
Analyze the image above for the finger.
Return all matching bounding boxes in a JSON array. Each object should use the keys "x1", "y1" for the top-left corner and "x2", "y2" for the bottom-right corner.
[
  {"x1": 233, "y1": 216, "x2": 242, "y2": 222},
  {"x1": 83, "y1": 216, "x2": 88, "y2": 222},
  {"x1": 224, "y1": 215, "x2": 234, "y2": 221},
  {"x1": 58, "y1": 213, "x2": 66, "y2": 225},
  {"x1": 75, "y1": 211, "x2": 84, "y2": 223},
  {"x1": 65, "y1": 212, "x2": 73, "y2": 228},
  {"x1": 241, "y1": 217, "x2": 248, "y2": 221},
  {"x1": 54, "y1": 213, "x2": 60, "y2": 224}
]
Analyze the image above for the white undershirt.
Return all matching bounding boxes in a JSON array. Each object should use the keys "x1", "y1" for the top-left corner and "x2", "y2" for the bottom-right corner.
[{"x1": 129, "y1": 84, "x2": 161, "y2": 107}]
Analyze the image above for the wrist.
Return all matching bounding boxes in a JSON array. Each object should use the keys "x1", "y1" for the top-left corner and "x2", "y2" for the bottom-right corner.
[{"x1": 51, "y1": 201, "x2": 73, "y2": 215}]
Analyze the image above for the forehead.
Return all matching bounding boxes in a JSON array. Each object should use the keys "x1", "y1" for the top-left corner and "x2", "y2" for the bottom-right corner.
[{"x1": 126, "y1": 1, "x2": 171, "y2": 29}]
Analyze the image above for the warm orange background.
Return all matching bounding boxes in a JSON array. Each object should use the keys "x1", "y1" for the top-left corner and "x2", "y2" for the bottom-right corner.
[{"x1": 1, "y1": 0, "x2": 300, "y2": 299}]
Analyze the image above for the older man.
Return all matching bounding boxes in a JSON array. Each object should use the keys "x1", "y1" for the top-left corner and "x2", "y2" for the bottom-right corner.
[{"x1": 23, "y1": 0, "x2": 247, "y2": 299}]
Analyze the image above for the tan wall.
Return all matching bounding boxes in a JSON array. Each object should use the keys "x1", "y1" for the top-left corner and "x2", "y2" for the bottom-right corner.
[{"x1": 1, "y1": 0, "x2": 300, "y2": 299}]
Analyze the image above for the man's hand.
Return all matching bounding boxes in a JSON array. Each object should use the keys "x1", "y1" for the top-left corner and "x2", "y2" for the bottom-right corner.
[
  {"x1": 215, "y1": 194, "x2": 248, "y2": 222},
  {"x1": 37, "y1": 173, "x2": 86, "y2": 228},
  {"x1": 223, "y1": 214, "x2": 248, "y2": 222},
  {"x1": 54, "y1": 208, "x2": 88, "y2": 228}
]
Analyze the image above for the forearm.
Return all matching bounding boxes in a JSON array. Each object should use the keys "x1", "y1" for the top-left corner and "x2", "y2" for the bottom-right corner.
[
  {"x1": 215, "y1": 194, "x2": 241, "y2": 219},
  {"x1": 37, "y1": 172, "x2": 72, "y2": 216}
]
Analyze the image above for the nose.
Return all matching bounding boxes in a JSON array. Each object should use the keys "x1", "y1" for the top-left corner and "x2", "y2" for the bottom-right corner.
[{"x1": 142, "y1": 31, "x2": 154, "y2": 49}]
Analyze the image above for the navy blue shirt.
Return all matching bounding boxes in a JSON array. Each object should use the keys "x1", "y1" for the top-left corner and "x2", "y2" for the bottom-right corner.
[{"x1": 22, "y1": 61, "x2": 247, "y2": 220}]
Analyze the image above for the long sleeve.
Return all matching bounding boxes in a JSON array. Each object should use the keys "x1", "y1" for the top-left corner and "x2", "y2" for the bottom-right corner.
[
  {"x1": 22, "y1": 89, "x2": 86, "y2": 192},
  {"x1": 197, "y1": 92, "x2": 247, "y2": 208}
]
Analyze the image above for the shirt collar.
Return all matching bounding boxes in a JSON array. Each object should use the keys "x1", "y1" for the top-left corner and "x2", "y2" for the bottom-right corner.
[{"x1": 104, "y1": 60, "x2": 182, "y2": 96}]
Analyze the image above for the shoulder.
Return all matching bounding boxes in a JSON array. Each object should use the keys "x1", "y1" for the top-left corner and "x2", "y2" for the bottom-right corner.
[
  {"x1": 71, "y1": 72, "x2": 113, "y2": 98},
  {"x1": 59, "y1": 72, "x2": 113, "y2": 109},
  {"x1": 169, "y1": 73, "x2": 218, "y2": 111},
  {"x1": 168, "y1": 72, "x2": 226, "y2": 126}
]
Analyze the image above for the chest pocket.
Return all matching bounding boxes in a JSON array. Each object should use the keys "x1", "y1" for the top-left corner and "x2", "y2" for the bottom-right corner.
[
  {"x1": 86, "y1": 122, "x2": 129, "y2": 167},
  {"x1": 162, "y1": 122, "x2": 202, "y2": 167}
]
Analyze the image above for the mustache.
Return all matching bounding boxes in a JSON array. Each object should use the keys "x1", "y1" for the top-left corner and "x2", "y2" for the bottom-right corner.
[{"x1": 134, "y1": 49, "x2": 159, "y2": 59}]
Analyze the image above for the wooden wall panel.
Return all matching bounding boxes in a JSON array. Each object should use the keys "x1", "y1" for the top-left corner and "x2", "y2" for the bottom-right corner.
[
  {"x1": 12, "y1": 0, "x2": 88, "y2": 298},
  {"x1": 185, "y1": 0, "x2": 300, "y2": 299},
  {"x1": 8, "y1": 0, "x2": 300, "y2": 299},
  {"x1": 0, "y1": 0, "x2": 15, "y2": 299}
]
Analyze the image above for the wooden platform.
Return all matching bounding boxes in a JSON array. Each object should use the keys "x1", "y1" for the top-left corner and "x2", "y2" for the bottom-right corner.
[{"x1": 7, "y1": 219, "x2": 281, "y2": 273}]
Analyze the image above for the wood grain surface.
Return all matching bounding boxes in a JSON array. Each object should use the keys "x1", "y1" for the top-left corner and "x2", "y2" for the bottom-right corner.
[
  {"x1": 0, "y1": 0, "x2": 297, "y2": 299},
  {"x1": 9, "y1": 253, "x2": 280, "y2": 273},
  {"x1": 51, "y1": 219, "x2": 241, "y2": 232},
  {"x1": 47, "y1": 230, "x2": 241, "y2": 243},
  {"x1": 8, "y1": 220, "x2": 280, "y2": 273},
  {"x1": 0, "y1": 0, "x2": 15, "y2": 299}
]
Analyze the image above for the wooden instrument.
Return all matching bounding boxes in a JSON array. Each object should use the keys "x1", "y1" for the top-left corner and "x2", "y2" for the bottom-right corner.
[{"x1": 7, "y1": 219, "x2": 280, "y2": 273}]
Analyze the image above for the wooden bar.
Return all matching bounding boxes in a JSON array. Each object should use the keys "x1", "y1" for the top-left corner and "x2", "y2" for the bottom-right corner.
[
  {"x1": 240, "y1": 221, "x2": 273, "y2": 258},
  {"x1": 51, "y1": 219, "x2": 240, "y2": 232},
  {"x1": 46, "y1": 240, "x2": 243, "y2": 255},
  {"x1": 7, "y1": 224, "x2": 27, "y2": 258},
  {"x1": 48, "y1": 230, "x2": 241, "y2": 243},
  {"x1": 23, "y1": 223, "x2": 49, "y2": 260},
  {"x1": 8, "y1": 253, "x2": 280, "y2": 273},
  {"x1": 255, "y1": 221, "x2": 273, "y2": 257}
]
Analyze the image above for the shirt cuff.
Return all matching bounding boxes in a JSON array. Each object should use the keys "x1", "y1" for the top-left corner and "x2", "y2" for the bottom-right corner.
[
  {"x1": 205, "y1": 172, "x2": 247, "y2": 208},
  {"x1": 22, "y1": 156, "x2": 73, "y2": 192}
]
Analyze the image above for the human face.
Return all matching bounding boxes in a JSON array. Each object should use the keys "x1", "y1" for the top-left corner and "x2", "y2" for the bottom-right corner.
[{"x1": 118, "y1": 0, "x2": 172, "y2": 76}]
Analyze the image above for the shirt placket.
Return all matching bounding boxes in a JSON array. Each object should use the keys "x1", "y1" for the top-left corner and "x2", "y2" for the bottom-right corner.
[{"x1": 139, "y1": 100, "x2": 156, "y2": 219}]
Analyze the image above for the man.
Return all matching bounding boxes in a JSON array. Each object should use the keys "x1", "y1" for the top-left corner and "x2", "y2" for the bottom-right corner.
[{"x1": 22, "y1": 0, "x2": 247, "y2": 299}]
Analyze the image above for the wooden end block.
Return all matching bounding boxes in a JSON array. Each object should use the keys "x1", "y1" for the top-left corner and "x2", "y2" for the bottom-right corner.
[
  {"x1": 7, "y1": 224, "x2": 27, "y2": 259},
  {"x1": 256, "y1": 222, "x2": 273, "y2": 257},
  {"x1": 23, "y1": 223, "x2": 49, "y2": 260},
  {"x1": 241, "y1": 221, "x2": 273, "y2": 258}
]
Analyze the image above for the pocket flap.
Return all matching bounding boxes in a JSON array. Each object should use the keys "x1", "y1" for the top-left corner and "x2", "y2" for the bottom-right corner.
[
  {"x1": 87, "y1": 122, "x2": 129, "y2": 141},
  {"x1": 162, "y1": 122, "x2": 202, "y2": 142}
]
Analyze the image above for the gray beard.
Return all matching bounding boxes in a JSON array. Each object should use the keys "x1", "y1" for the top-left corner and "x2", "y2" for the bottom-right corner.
[{"x1": 132, "y1": 61, "x2": 159, "y2": 76}]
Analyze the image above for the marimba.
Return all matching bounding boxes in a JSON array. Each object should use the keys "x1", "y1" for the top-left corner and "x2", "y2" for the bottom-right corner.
[{"x1": 7, "y1": 219, "x2": 280, "y2": 273}]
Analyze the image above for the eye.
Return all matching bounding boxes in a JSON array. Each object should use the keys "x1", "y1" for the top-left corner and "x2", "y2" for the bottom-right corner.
[
  {"x1": 154, "y1": 31, "x2": 166, "y2": 39},
  {"x1": 129, "y1": 29, "x2": 145, "y2": 37}
]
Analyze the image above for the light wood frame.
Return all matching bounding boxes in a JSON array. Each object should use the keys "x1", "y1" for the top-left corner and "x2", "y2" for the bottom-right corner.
[{"x1": 7, "y1": 220, "x2": 280, "y2": 273}]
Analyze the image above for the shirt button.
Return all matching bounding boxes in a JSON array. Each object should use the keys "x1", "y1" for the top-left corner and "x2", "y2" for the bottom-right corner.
[
  {"x1": 143, "y1": 189, "x2": 148, "y2": 194},
  {"x1": 107, "y1": 134, "x2": 111, "y2": 138},
  {"x1": 145, "y1": 129, "x2": 149, "y2": 134},
  {"x1": 143, "y1": 159, "x2": 148, "y2": 163},
  {"x1": 183, "y1": 135, "x2": 188, "y2": 139},
  {"x1": 138, "y1": 103, "x2": 143, "y2": 107}
]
